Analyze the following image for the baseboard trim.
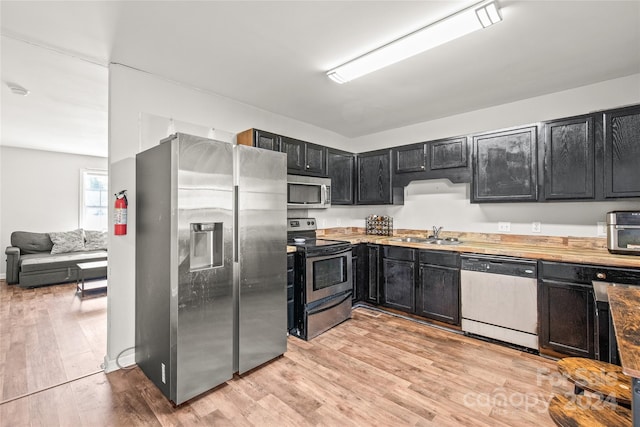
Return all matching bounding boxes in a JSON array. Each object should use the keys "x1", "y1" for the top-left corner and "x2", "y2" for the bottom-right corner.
[{"x1": 103, "y1": 350, "x2": 136, "y2": 373}]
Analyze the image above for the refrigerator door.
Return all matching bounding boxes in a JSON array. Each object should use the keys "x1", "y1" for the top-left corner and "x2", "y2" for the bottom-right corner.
[
  {"x1": 235, "y1": 144, "x2": 287, "y2": 374},
  {"x1": 175, "y1": 134, "x2": 234, "y2": 404}
]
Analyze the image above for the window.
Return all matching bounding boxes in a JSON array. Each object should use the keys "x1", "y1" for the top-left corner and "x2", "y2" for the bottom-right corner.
[{"x1": 80, "y1": 169, "x2": 108, "y2": 230}]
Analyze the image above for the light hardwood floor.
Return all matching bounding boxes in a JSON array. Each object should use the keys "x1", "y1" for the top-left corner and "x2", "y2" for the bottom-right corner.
[
  {"x1": 0, "y1": 280, "x2": 107, "y2": 403},
  {"x1": 1, "y1": 280, "x2": 573, "y2": 426}
]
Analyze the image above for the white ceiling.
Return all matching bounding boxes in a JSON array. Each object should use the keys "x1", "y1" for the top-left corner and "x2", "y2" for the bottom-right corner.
[{"x1": 1, "y1": 1, "x2": 639, "y2": 158}]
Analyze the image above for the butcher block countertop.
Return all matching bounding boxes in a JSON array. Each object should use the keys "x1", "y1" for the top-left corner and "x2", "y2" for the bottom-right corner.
[
  {"x1": 316, "y1": 228, "x2": 640, "y2": 269},
  {"x1": 608, "y1": 286, "x2": 640, "y2": 378}
]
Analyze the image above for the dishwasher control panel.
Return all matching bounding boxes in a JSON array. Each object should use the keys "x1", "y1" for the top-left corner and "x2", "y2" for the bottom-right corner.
[{"x1": 461, "y1": 255, "x2": 537, "y2": 278}]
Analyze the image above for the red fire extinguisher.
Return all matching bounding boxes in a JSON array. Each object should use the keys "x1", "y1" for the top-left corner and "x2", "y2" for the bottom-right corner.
[{"x1": 114, "y1": 190, "x2": 128, "y2": 236}]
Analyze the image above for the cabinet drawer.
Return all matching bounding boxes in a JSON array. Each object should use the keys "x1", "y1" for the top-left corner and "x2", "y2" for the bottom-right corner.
[
  {"x1": 383, "y1": 246, "x2": 415, "y2": 261},
  {"x1": 540, "y1": 261, "x2": 640, "y2": 284},
  {"x1": 418, "y1": 250, "x2": 459, "y2": 268}
]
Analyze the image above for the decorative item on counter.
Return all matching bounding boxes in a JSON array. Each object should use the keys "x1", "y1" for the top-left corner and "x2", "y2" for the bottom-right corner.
[{"x1": 366, "y1": 215, "x2": 393, "y2": 236}]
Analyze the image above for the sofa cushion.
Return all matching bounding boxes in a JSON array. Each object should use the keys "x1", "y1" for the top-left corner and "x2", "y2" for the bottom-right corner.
[
  {"x1": 49, "y1": 229, "x2": 85, "y2": 254},
  {"x1": 10, "y1": 231, "x2": 53, "y2": 254},
  {"x1": 19, "y1": 250, "x2": 108, "y2": 273},
  {"x1": 84, "y1": 230, "x2": 108, "y2": 251}
]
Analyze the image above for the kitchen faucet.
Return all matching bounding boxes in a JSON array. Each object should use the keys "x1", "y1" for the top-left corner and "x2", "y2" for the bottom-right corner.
[{"x1": 432, "y1": 226, "x2": 443, "y2": 239}]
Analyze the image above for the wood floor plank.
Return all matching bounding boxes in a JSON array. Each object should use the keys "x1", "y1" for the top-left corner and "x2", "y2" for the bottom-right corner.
[
  {"x1": 2, "y1": 281, "x2": 575, "y2": 426},
  {"x1": 0, "y1": 280, "x2": 107, "y2": 402}
]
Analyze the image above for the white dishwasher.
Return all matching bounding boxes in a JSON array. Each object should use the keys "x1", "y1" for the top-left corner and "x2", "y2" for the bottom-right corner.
[{"x1": 460, "y1": 254, "x2": 538, "y2": 350}]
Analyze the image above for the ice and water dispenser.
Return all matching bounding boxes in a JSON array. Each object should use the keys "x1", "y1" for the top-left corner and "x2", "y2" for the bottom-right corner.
[{"x1": 190, "y1": 222, "x2": 223, "y2": 270}]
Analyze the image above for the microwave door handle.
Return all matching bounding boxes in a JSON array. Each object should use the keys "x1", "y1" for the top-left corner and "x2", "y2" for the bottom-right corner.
[{"x1": 322, "y1": 184, "x2": 329, "y2": 205}]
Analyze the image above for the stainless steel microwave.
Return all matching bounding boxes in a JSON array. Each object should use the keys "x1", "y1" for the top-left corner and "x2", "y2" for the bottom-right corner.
[
  {"x1": 287, "y1": 175, "x2": 331, "y2": 209},
  {"x1": 607, "y1": 211, "x2": 640, "y2": 255}
]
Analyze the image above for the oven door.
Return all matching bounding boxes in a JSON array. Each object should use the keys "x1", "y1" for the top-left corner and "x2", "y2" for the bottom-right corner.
[{"x1": 305, "y1": 248, "x2": 352, "y2": 304}]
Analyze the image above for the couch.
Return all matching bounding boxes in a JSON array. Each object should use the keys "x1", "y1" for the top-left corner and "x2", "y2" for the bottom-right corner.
[{"x1": 5, "y1": 229, "x2": 108, "y2": 288}]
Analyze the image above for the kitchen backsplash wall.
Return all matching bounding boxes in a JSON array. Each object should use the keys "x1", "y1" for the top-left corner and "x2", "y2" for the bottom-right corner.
[{"x1": 314, "y1": 179, "x2": 640, "y2": 238}]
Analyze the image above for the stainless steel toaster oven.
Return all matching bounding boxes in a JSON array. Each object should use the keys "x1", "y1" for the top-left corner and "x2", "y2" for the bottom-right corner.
[{"x1": 607, "y1": 211, "x2": 640, "y2": 255}]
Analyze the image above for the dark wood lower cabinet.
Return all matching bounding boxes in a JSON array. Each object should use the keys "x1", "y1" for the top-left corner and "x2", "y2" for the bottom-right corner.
[
  {"x1": 364, "y1": 244, "x2": 380, "y2": 304},
  {"x1": 417, "y1": 264, "x2": 460, "y2": 325},
  {"x1": 381, "y1": 247, "x2": 416, "y2": 312},
  {"x1": 539, "y1": 279, "x2": 595, "y2": 358},
  {"x1": 382, "y1": 258, "x2": 415, "y2": 312},
  {"x1": 351, "y1": 244, "x2": 365, "y2": 303}
]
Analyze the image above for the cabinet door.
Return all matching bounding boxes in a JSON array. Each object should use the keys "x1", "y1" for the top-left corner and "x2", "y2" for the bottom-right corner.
[
  {"x1": 254, "y1": 129, "x2": 280, "y2": 151},
  {"x1": 417, "y1": 264, "x2": 460, "y2": 325},
  {"x1": 305, "y1": 143, "x2": 327, "y2": 176},
  {"x1": 472, "y1": 126, "x2": 538, "y2": 202},
  {"x1": 539, "y1": 279, "x2": 594, "y2": 358},
  {"x1": 326, "y1": 148, "x2": 355, "y2": 204},
  {"x1": 542, "y1": 116, "x2": 595, "y2": 200},
  {"x1": 394, "y1": 143, "x2": 426, "y2": 173},
  {"x1": 604, "y1": 105, "x2": 640, "y2": 198},
  {"x1": 365, "y1": 245, "x2": 380, "y2": 304},
  {"x1": 357, "y1": 150, "x2": 393, "y2": 204},
  {"x1": 382, "y1": 258, "x2": 415, "y2": 313},
  {"x1": 280, "y1": 136, "x2": 305, "y2": 173},
  {"x1": 429, "y1": 137, "x2": 467, "y2": 171}
]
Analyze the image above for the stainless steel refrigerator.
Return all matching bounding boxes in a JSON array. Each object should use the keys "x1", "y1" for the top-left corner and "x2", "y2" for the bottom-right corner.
[{"x1": 135, "y1": 133, "x2": 287, "y2": 405}]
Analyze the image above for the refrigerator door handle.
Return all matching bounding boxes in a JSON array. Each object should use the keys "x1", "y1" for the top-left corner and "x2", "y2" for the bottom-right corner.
[{"x1": 234, "y1": 185, "x2": 239, "y2": 263}]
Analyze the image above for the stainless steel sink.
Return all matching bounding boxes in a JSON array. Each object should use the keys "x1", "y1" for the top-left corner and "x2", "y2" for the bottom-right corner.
[
  {"x1": 389, "y1": 237, "x2": 430, "y2": 243},
  {"x1": 426, "y1": 238, "x2": 462, "y2": 245}
]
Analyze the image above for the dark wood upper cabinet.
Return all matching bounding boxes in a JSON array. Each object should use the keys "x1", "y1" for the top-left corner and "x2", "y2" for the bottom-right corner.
[
  {"x1": 541, "y1": 115, "x2": 595, "y2": 200},
  {"x1": 280, "y1": 136, "x2": 327, "y2": 176},
  {"x1": 394, "y1": 143, "x2": 426, "y2": 173},
  {"x1": 392, "y1": 136, "x2": 470, "y2": 186},
  {"x1": 604, "y1": 104, "x2": 640, "y2": 198},
  {"x1": 472, "y1": 126, "x2": 538, "y2": 203},
  {"x1": 305, "y1": 143, "x2": 327, "y2": 175},
  {"x1": 357, "y1": 149, "x2": 396, "y2": 205},
  {"x1": 429, "y1": 137, "x2": 467, "y2": 170},
  {"x1": 237, "y1": 128, "x2": 280, "y2": 151},
  {"x1": 326, "y1": 148, "x2": 355, "y2": 205},
  {"x1": 280, "y1": 136, "x2": 305, "y2": 173}
]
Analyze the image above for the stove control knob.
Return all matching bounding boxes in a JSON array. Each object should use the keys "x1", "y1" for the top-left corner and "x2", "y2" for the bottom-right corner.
[{"x1": 311, "y1": 221, "x2": 315, "y2": 225}]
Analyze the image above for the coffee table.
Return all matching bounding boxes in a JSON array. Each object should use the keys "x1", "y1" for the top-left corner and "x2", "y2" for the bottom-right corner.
[{"x1": 76, "y1": 260, "x2": 108, "y2": 298}]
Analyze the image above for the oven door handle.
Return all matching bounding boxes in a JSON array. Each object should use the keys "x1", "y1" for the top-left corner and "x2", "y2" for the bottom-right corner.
[
  {"x1": 308, "y1": 246, "x2": 352, "y2": 259},
  {"x1": 307, "y1": 292, "x2": 352, "y2": 316}
]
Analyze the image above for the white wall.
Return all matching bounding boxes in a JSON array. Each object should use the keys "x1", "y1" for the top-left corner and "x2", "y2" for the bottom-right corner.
[
  {"x1": 314, "y1": 74, "x2": 640, "y2": 236},
  {"x1": 106, "y1": 64, "x2": 349, "y2": 371},
  {"x1": 107, "y1": 66, "x2": 640, "y2": 372},
  {"x1": 0, "y1": 146, "x2": 107, "y2": 277}
]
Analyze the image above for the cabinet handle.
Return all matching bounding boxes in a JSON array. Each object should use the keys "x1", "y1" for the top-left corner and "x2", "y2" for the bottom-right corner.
[
  {"x1": 421, "y1": 165, "x2": 425, "y2": 170},
  {"x1": 306, "y1": 165, "x2": 310, "y2": 169},
  {"x1": 596, "y1": 272, "x2": 606, "y2": 280}
]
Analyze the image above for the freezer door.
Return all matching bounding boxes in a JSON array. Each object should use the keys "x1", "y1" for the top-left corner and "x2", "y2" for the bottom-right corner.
[
  {"x1": 175, "y1": 134, "x2": 234, "y2": 404},
  {"x1": 236, "y1": 144, "x2": 287, "y2": 374}
]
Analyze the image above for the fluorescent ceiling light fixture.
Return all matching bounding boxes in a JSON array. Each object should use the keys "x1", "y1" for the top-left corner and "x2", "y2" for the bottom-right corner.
[{"x1": 327, "y1": 0, "x2": 502, "y2": 84}]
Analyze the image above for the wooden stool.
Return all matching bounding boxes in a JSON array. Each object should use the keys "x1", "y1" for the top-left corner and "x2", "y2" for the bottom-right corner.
[
  {"x1": 549, "y1": 394, "x2": 631, "y2": 427},
  {"x1": 557, "y1": 357, "x2": 632, "y2": 406}
]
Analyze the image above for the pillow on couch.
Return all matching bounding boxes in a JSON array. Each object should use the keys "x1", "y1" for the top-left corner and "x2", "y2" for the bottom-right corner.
[
  {"x1": 49, "y1": 229, "x2": 85, "y2": 254},
  {"x1": 84, "y1": 230, "x2": 108, "y2": 251},
  {"x1": 10, "y1": 231, "x2": 54, "y2": 254}
]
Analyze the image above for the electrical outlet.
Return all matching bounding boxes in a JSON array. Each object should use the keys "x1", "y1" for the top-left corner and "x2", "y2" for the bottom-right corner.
[
  {"x1": 597, "y1": 221, "x2": 607, "y2": 237},
  {"x1": 498, "y1": 222, "x2": 511, "y2": 232},
  {"x1": 532, "y1": 222, "x2": 541, "y2": 233},
  {"x1": 336, "y1": 218, "x2": 342, "y2": 226}
]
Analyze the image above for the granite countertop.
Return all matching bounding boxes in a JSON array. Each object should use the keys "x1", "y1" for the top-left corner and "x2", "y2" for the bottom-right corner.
[
  {"x1": 608, "y1": 286, "x2": 640, "y2": 378},
  {"x1": 317, "y1": 230, "x2": 640, "y2": 269}
]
